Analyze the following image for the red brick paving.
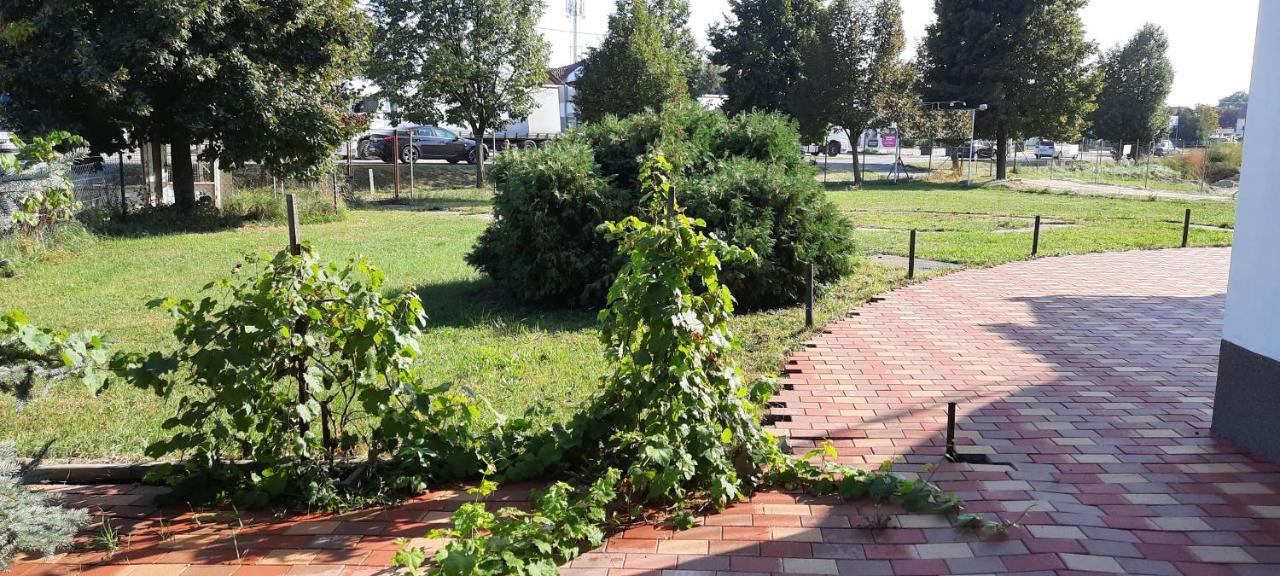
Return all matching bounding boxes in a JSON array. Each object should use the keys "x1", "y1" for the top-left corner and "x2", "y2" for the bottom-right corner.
[{"x1": 8, "y1": 248, "x2": 1280, "y2": 575}]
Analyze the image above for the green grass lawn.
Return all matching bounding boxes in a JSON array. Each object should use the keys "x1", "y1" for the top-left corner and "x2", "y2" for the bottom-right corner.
[
  {"x1": 0, "y1": 182, "x2": 1236, "y2": 458},
  {"x1": 831, "y1": 182, "x2": 1235, "y2": 266}
]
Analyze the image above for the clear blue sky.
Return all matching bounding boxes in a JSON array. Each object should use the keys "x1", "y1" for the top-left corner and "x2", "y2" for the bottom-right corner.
[{"x1": 540, "y1": 0, "x2": 1259, "y2": 107}]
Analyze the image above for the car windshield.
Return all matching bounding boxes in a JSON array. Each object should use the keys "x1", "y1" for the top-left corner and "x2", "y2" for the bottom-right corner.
[
  {"x1": 437, "y1": 128, "x2": 457, "y2": 140},
  {"x1": 1040, "y1": 141, "x2": 1055, "y2": 147}
]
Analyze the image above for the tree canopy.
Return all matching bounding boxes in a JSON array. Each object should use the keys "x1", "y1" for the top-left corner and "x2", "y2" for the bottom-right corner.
[
  {"x1": 1218, "y1": 91, "x2": 1249, "y2": 109},
  {"x1": 574, "y1": 0, "x2": 690, "y2": 124},
  {"x1": 1176, "y1": 104, "x2": 1219, "y2": 146},
  {"x1": 709, "y1": 0, "x2": 821, "y2": 116},
  {"x1": 0, "y1": 0, "x2": 367, "y2": 211},
  {"x1": 791, "y1": 0, "x2": 914, "y2": 183},
  {"x1": 919, "y1": 0, "x2": 1101, "y2": 179},
  {"x1": 368, "y1": 0, "x2": 549, "y2": 188},
  {"x1": 1089, "y1": 24, "x2": 1174, "y2": 158}
]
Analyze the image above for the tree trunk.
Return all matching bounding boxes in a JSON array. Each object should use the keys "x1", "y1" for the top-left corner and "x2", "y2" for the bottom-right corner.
[
  {"x1": 845, "y1": 129, "x2": 863, "y2": 185},
  {"x1": 473, "y1": 125, "x2": 486, "y2": 189},
  {"x1": 995, "y1": 124, "x2": 1009, "y2": 180},
  {"x1": 170, "y1": 134, "x2": 196, "y2": 213}
]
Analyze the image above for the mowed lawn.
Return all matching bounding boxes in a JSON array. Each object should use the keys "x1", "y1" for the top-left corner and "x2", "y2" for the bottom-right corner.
[
  {"x1": 0, "y1": 184, "x2": 1236, "y2": 458},
  {"x1": 831, "y1": 183, "x2": 1235, "y2": 265}
]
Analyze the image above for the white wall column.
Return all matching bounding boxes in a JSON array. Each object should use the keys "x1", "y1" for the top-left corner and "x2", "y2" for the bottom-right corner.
[{"x1": 1212, "y1": 0, "x2": 1280, "y2": 461}]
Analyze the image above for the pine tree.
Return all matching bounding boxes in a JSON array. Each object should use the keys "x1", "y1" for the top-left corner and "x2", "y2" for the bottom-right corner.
[
  {"x1": 919, "y1": 0, "x2": 1101, "y2": 179},
  {"x1": 574, "y1": 0, "x2": 690, "y2": 123},
  {"x1": 1089, "y1": 24, "x2": 1174, "y2": 158},
  {"x1": 1, "y1": 442, "x2": 89, "y2": 569}
]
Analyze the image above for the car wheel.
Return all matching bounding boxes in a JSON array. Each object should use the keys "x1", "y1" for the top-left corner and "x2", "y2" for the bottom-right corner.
[
  {"x1": 827, "y1": 141, "x2": 842, "y2": 156},
  {"x1": 357, "y1": 139, "x2": 375, "y2": 160},
  {"x1": 447, "y1": 159, "x2": 460, "y2": 164},
  {"x1": 467, "y1": 150, "x2": 478, "y2": 164},
  {"x1": 400, "y1": 145, "x2": 419, "y2": 164}
]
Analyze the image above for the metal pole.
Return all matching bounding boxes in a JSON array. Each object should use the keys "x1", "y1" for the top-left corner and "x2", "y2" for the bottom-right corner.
[
  {"x1": 409, "y1": 140, "x2": 415, "y2": 198},
  {"x1": 331, "y1": 172, "x2": 339, "y2": 210},
  {"x1": 118, "y1": 152, "x2": 127, "y2": 219},
  {"x1": 1182, "y1": 208, "x2": 1192, "y2": 248},
  {"x1": 945, "y1": 402, "x2": 958, "y2": 461},
  {"x1": 966, "y1": 108, "x2": 976, "y2": 187},
  {"x1": 908, "y1": 229, "x2": 917, "y2": 280},
  {"x1": 392, "y1": 129, "x2": 401, "y2": 200},
  {"x1": 1144, "y1": 141, "x2": 1152, "y2": 189},
  {"x1": 286, "y1": 193, "x2": 301, "y2": 255},
  {"x1": 346, "y1": 139, "x2": 353, "y2": 177},
  {"x1": 805, "y1": 262, "x2": 815, "y2": 328},
  {"x1": 1032, "y1": 215, "x2": 1041, "y2": 257}
]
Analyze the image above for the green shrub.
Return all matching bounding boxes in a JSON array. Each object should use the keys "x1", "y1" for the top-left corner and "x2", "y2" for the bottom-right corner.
[
  {"x1": 469, "y1": 102, "x2": 855, "y2": 309},
  {"x1": 466, "y1": 142, "x2": 632, "y2": 306}
]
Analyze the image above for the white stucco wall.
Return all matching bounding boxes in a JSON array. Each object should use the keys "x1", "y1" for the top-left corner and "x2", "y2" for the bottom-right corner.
[{"x1": 1222, "y1": 1, "x2": 1280, "y2": 361}]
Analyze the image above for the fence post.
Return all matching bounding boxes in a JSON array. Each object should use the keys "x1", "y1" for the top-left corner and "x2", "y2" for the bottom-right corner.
[
  {"x1": 805, "y1": 262, "x2": 815, "y2": 328},
  {"x1": 118, "y1": 153, "x2": 127, "y2": 219},
  {"x1": 1031, "y1": 215, "x2": 1041, "y2": 256},
  {"x1": 1182, "y1": 208, "x2": 1192, "y2": 248},
  {"x1": 368, "y1": 169, "x2": 375, "y2": 195},
  {"x1": 331, "y1": 172, "x2": 339, "y2": 210},
  {"x1": 346, "y1": 139, "x2": 353, "y2": 177},
  {"x1": 908, "y1": 229, "x2": 917, "y2": 280},
  {"x1": 392, "y1": 129, "x2": 401, "y2": 201},
  {"x1": 286, "y1": 193, "x2": 301, "y2": 255}
]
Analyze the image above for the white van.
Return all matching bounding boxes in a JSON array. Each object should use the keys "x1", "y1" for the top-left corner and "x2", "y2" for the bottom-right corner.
[{"x1": 1035, "y1": 140, "x2": 1080, "y2": 160}]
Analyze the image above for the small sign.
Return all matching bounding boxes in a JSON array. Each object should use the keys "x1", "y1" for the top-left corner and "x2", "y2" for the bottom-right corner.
[
  {"x1": 1122, "y1": 144, "x2": 1132, "y2": 156},
  {"x1": 881, "y1": 128, "x2": 898, "y2": 148}
]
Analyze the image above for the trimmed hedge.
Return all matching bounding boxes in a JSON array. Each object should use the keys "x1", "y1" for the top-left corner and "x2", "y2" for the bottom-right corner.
[{"x1": 467, "y1": 102, "x2": 854, "y2": 309}]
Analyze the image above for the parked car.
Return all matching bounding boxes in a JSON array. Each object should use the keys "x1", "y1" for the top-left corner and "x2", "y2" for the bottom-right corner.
[
  {"x1": 375, "y1": 125, "x2": 487, "y2": 164},
  {"x1": 1034, "y1": 140, "x2": 1080, "y2": 160},
  {"x1": 957, "y1": 140, "x2": 995, "y2": 159},
  {"x1": 803, "y1": 129, "x2": 851, "y2": 156},
  {"x1": 1153, "y1": 140, "x2": 1177, "y2": 157}
]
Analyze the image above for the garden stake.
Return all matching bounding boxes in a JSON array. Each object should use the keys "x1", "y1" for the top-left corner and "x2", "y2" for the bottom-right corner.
[
  {"x1": 368, "y1": 169, "x2": 375, "y2": 195},
  {"x1": 908, "y1": 229, "x2": 917, "y2": 280},
  {"x1": 286, "y1": 194, "x2": 301, "y2": 255},
  {"x1": 945, "y1": 401, "x2": 958, "y2": 462},
  {"x1": 805, "y1": 262, "x2": 815, "y2": 328},
  {"x1": 1031, "y1": 215, "x2": 1041, "y2": 257},
  {"x1": 1182, "y1": 208, "x2": 1192, "y2": 248}
]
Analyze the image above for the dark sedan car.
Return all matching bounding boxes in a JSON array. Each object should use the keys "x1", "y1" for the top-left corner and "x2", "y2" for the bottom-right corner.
[{"x1": 375, "y1": 125, "x2": 486, "y2": 164}]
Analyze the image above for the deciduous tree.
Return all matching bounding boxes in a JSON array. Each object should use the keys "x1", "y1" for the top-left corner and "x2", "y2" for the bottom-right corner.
[
  {"x1": 709, "y1": 0, "x2": 821, "y2": 116},
  {"x1": 1218, "y1": 91, "x2": 1248, "y2": 109},
  {"x1": 0, "y1": 0, "x2": 367, "y2": 212},
  {"x1": 919, "y1": 0, "x2": 1101, "y2": 179},
  {"x1": 368, "y1": 0, "x2": 549, "y2": 188},
  {"x1": 1089, "y1": 24, "x2": 1174, "y2": 159},
  {"x1": 791, "y1": 0, "x2": 914, "y2": 183},
  {"x1": 574, "y1": 0, "x2": 690, "y2": 123}
]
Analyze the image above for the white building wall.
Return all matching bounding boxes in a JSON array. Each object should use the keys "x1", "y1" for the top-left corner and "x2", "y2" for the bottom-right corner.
[{"x1": 1221, "y1": 0, "x2": 1280, "y2": 362}]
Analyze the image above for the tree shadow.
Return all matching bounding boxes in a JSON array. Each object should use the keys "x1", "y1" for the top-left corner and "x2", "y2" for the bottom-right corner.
[{"x1": 398, "y1": 277, "x2": 596, "y2": 334}]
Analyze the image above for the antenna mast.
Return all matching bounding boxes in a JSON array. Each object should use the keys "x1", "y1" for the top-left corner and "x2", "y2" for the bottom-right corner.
[{"x1": 566, "y1": 0, "x2": 584, "y2": 62}]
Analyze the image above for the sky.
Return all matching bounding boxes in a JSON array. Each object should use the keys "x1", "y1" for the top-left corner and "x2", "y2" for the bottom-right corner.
[{"x1": 540, "y1": 0, "x2": 1259, "y2": 107}]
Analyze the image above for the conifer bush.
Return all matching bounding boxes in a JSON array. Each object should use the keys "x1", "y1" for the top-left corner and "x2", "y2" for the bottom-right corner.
[
  {"x1": 467, "y1": 102, "x2": 854, "y2": 310},
  {"x1": 0, "y1": 441, "x2": 88, "y2": 569}
]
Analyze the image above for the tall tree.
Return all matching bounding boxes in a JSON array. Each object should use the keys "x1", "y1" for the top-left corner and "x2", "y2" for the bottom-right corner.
[
  {"x1": 574, "y1": 0, "x2": 689, "y2": 123},
  {"x1": 791, "y1": 0, "x2": 914, "y2": 183},
  {"x1": 369, "y1": 0, "x2": 549, "y2": 188},
  {"x1": 919, "y1": 0, "x2": 1101, "y2": 179},
  {"x1": 1218, "y1": 91, "x2": 1249, "y2": 109},
  {"x1": 709, "y1": 0, "x2": 821, "y2": 116},
  {"x1": 1089, "y1": 24, "x2": 1174, "y2": 159},
  {"x1": 649, "y1": 0, "x2": 703, "y2": 95},
  {"x1": 0, "y1": 0, "x2": 367, "y2": 212},
  {"x1": 1176, "y1": 104, "x2": 1219, "y2": 146}
]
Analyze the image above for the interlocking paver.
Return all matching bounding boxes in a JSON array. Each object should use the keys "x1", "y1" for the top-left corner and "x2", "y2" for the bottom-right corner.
[{"x1": 11, "y1": 249, "x2": 1280, "y2": 576}]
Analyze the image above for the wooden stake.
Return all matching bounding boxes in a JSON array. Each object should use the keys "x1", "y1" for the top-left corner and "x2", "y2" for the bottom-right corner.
[{"x1": 286, "y1": 193, "x2": 301, "y2": 255}]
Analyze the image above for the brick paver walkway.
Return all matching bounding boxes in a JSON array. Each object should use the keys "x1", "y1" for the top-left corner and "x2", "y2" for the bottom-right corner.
[{"x1": 9, "y1": 248, "x2": 1280, "y2": 576}]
